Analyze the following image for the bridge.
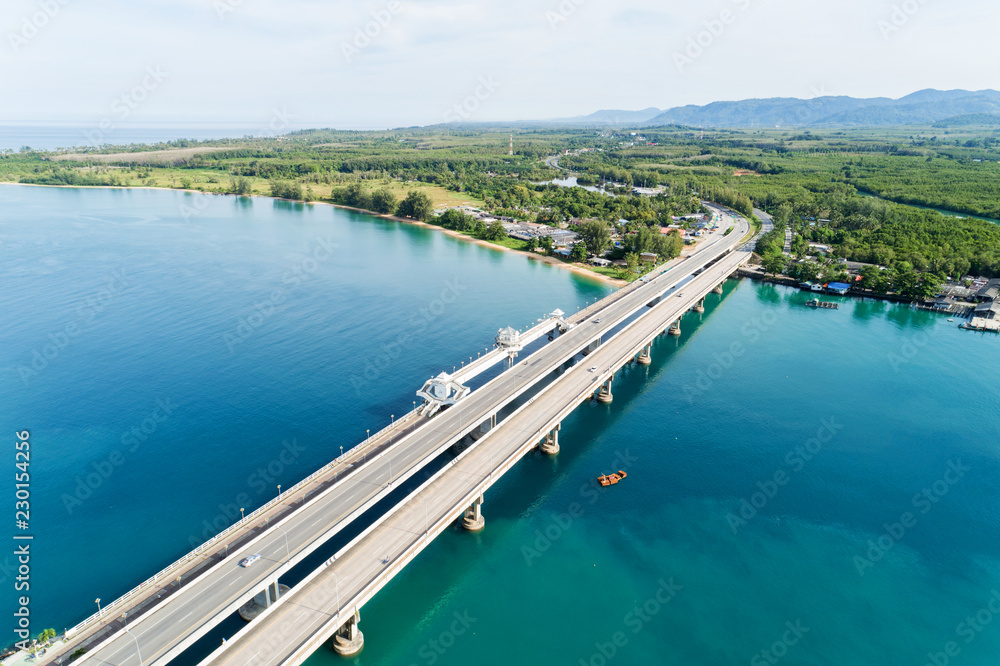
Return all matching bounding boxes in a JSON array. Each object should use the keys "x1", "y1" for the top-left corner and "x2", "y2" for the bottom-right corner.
[{"x1": 44, "y1": 205, "x2": 755, "y2": 666}]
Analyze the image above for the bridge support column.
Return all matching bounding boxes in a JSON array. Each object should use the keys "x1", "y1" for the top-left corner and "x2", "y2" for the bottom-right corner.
[
  {"x1": 333, "y1": 610, "x2": 364, "y2": 657},
  {"x1": 668, "y1": 320, "x2": 681, "y2": 336},
  {"x1": 462, "y1": 494, "x2": 485, "y2": 531},
  {"x1": 540, "y1": 424, "x2": 561, "y2": 455},
  {"x1": 264, "y1": 578, "x2": 281, "y2": 607},
  {"x1": 693, "y1": 298, "x2": 705, "y2": 313},
  {"x1": 637, "y1": 344, "x2": 652, "y2": 366},
  {"x1": 713, "y1": 282, "x2": 724, "y2": 295},
  {"x1": 596, "y1": 374, "x2": 614, "y2": 403}
]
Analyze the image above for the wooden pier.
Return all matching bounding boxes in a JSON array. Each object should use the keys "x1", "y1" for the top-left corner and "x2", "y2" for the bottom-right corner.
[{"x1": 960, "y1": 317, "x2": 1000, "y2": 332}]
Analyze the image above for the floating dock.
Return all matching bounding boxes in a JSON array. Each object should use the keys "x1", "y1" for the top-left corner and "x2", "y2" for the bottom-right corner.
[
  {"x1": 960, "y1": 317, "x2": 1000, "y2": 332},
  {"x1": 805, "y1": 299, "x2": 839, "y2": 310}
]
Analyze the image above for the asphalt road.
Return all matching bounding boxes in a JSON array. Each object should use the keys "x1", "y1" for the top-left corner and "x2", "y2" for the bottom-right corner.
[
  {"x1": 75, "y1": 209, "x2": 748, "y2": 666},
  {"x1": 207, "y1": 216, "x2": 752, "y2": 666}
]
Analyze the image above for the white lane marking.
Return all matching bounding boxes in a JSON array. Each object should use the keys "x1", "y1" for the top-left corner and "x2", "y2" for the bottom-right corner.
[{"x1": 82, "y1": 254, "x2": 732, "y2": 661}]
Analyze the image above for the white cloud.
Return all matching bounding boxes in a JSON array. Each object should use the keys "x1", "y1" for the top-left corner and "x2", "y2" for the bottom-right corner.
[{"x1": 0, "y1": 0, "x2": 996, "y2": 128}]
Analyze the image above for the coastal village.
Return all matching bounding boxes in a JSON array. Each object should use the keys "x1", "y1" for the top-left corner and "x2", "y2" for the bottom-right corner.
[
  {"x1": 433, "y1": 204, "x2": 720, "y2": 269},
  {"x1": 744, "y1": 228, "x2": 1000, "y2": 332}
]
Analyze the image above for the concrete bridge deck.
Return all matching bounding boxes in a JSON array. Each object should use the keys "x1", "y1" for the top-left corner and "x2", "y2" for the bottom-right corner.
[
  {"x1": 202, "y1": 227, "x2": 753, "y2": 666},
  {"x1": 48, "y1": 205, "x2": 751, "y2": 666}
]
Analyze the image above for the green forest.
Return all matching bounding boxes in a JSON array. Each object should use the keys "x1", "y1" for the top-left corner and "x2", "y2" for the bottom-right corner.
[{"x1": 4, "y1": 122, "x2": 1000, "y2": 280}]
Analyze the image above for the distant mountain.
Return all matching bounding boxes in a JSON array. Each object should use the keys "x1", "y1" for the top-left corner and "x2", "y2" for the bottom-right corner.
[
  {"x1": 933, "y1": 113, "x2": 1000, "y2": 127},
  {"x1": 563, "y1": 90, "x2": 1000, "y2": 128},
  {"x1": 557, "y1": 107, "x2": 663, "y2": 125}
]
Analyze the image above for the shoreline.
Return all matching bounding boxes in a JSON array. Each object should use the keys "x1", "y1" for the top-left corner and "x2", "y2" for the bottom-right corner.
[
  {"x1": 0, "y1": 181, "x2": 627, "y2": 288},
  {"x1": 736, "y1": 267, "x2": 947, "y2": 308}
]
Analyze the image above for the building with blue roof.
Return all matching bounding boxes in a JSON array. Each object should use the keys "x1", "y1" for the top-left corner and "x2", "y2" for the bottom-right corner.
[{"x1": 826, "y1": 282, "x2": 851, "y2": 295}]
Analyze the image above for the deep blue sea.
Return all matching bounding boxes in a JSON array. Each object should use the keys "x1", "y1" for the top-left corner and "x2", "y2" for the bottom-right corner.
[{"x1": 2, "y1": 184, "x2": 999, "y2": 665}]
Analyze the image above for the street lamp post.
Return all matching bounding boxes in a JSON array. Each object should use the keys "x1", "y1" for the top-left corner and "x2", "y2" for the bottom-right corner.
[
  {"x1": 240, "y1": 507, "x2": 245, "y2": 523},
  {"x1": 95, "y1": 598, "x2": 102, "y2": 617},
  {"x1": 124, "y1": 626, "x2": 144, "y2": 666},
  {"x1": 277, "y1": 485, "x2": 281, "y2": 500},
  {"x1": 333, "y1": 572, "x2": 340, "y2": 615},
  {"x1": 277, "y1": 525, "x2": 290, "y2": 562}
]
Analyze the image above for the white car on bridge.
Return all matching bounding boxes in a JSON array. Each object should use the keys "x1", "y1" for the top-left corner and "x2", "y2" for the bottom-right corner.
[{"x1": 239, "y1": 553, "x2": 261, "y2": 568}]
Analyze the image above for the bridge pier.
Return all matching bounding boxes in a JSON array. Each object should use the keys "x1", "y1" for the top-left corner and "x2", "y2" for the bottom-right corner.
[
  {"x1": 540, "y1": 423, "x2": 560, "y2": 455},
  {"x1": 265, "y1": 578, "x2": 281, "y2": 606},
  {"x1": 461, "y1": 494, "x2": 485, "y2": 531},
  {"x1": 668, "y1": 320, "x2": 681, "y2": 336},
  {"x1": 693, "y1": 298, "x2": 705, "y2": 313},
  {"x1": 333, "y1": 610, "x2": 364, "y2": 657},
  {"x1": 637, "y1": 343, "x2": 652, "y2": 366},
  {"x1": 713, "y1": 282, "x2": 724, "y2": 295},
  {"x1": 238, "y1": 579, "x2": 289, "y2": 621},
  {"x1": 596, "y1": 374, "x2": 614, "y2": 403},
  {"x1": 471, "y1": 413, "x2": 497, "y2": 441}
]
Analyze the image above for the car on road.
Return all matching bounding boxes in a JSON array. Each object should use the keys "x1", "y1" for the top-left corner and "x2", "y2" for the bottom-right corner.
[
  {"x1": 593, "y1": 318, "x2": 602, "y2": 324},
  {"x1": 677, "y1": 292, "x2": 684, "y2": 297},
  {"x1": 239, "y1": 553, "x2": 261, "y2": 568},
  {"x1": 588, "y1": 366, "x2": 598, "y2": 372}
]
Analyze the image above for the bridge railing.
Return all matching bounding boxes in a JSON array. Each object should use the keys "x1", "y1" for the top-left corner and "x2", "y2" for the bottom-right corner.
[
  {"x1": 60, "y1": 216, "x2": 751, "y2": 652},
  {"x1": 62, "y1": 408, "x2": 421, "y2": 642}
]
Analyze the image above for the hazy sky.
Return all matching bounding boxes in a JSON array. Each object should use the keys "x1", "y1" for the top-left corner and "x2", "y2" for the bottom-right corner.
[{"x1": 2, "y1": 0, "x2": 997, "y2": 129}]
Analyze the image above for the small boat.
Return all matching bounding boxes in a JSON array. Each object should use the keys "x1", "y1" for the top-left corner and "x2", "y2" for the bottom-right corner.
[
  {"x1": 598, "y1": 470, "x2": 627, "y2": 486},
  {"x1": 805, "y1": 298, "x2": 839, "y2": 310}
]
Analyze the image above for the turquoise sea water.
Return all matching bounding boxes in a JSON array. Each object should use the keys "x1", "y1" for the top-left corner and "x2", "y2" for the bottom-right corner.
[{"x1": 2, "y1": 185, "x2": 999, "y2": 665}]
